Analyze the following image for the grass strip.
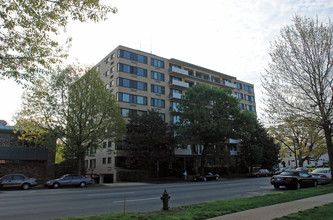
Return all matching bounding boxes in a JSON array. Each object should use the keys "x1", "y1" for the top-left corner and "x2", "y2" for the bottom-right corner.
[
  {"x1": 60, "y1": 184, "x2": 333, "y2": 220},
  {"x1": 274, "y1": 202, "x2": 333, "y2": 220}
]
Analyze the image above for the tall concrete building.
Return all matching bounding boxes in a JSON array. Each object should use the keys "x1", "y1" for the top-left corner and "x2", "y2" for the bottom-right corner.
[{"x1": 85, "y1": 45, "x2": 256, "y2": 183}]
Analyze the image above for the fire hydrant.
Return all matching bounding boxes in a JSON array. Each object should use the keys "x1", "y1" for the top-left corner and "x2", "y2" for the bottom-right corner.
[{"x1": 160, "y1": 189, "x2": 170, "y2": 211}]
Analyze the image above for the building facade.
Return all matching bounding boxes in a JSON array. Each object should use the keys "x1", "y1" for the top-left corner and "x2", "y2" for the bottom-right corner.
[
  {"x1": 0, "y1": 120, "x2": 56, "y2": 180},
  {"x1": 85, "y1": 45, "x2": 256, "y2": 183}
]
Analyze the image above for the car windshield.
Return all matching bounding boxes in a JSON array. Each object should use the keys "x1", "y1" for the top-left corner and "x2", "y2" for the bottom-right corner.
[{"x1": 280, "y1": 171, "x2": 297, "y2": 176}]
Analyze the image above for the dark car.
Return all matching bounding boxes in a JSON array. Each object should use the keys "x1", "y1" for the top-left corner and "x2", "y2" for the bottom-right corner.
[
  {"x1": 0, "y1": 174, "x2": 37, "y2": 190},
  {"x1": 45, "y1": 174, "x2": 92, "y2": 188},
  {"x1": 248, "y1": 169, "x2": 271, "y2": 177},
  {"x1": 193, "y1": 172, "x2": 219, "y2": 181},
  {"x1": 309, "y1": 168, "x2": 331, "y2": 185},
  {"x1": 271, "y1": 171, "x2": 317, "y2": 189},
  {"x1": 273, "y1": 168, "x2": 292, "y2": 175}
]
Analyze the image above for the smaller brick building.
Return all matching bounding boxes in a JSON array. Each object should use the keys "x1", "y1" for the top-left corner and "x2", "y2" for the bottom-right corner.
[{"x1": 0, "y1": 120, "x2": 56, "y2": 180}]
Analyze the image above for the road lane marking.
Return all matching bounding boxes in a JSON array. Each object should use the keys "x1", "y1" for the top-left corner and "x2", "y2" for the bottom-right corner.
[
  {"x1": 113, "y1": 197, "x2": 159, "y2": 203},
  {"x1": 87, "y1": 192, "x2": 135, "y2": 197}
]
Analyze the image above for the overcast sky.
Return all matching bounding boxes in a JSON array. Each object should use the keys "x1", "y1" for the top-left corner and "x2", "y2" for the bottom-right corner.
[{"x1": 1, "y1": 0, "x2": 333, "y2": 125}]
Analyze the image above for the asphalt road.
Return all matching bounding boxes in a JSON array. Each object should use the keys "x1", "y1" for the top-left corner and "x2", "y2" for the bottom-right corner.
[{"x1": 0, "y1": 177, "x2": 275, "y2": 220}]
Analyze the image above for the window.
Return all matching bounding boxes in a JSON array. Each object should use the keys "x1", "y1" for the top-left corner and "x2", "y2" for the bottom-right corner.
[
  {"x1": 185, "y1": 68, "x2": 194, "y2": 76},
  {"x1": 170, "y1": 88, "x2": 182, "y2": 94},
  {"x1": 151, "y1": 58, "x2": 164, "y2": 68},
  {"x1": 244, "y1": 85, "x2": 254, "y2": 93},
  {"x1": 108, "y1": 141, "x2": 112, "y2": 148},
  {"x1": 102, "y1": 158, "x2": 106, "y2": 164},
  {"x1": 170, "y1": 102, "x2": 180, "y2": 111},
  {"x1": 151, "y1": 98, "x2": 165, "y2": 108},
  {"x1": 151, "y1": 84, "x2": 165, "y2": 94},
  {"x1": 151, "y1": 71, "x2": 165, "y2": 81},
  {"x1": 159, "y1": 113, "x2": 165, "y2": 121},
  {"x1": 245, "y1": 94, "x2": 255, "y2": 102},
  {"x1": 118, "y1": 93, "x2": 147, "y2": 105},
  {"x1": 89, "y1": 159, "x2": 96, "y2": 169},
  {"x1": 90, "y1": 147, "x2": 96, "y2": 154},
  {"x1": 121, "y1": 108, "x2": 146, "y2": 118},
  {"x1": 235, "y1": 92, "x2": 243, "y2": 99},
  {"x1": 108, "y1": 157, "x2": 112, "y2": 164},
  {"x1": 118, "y1": 78, "x2": 147, "y2": 91},
  {"x1": 103, "y1": 142, "x2": 107, "y2": 148},
  {"x1": 171, "y1": 115, "x2": 180, "y2": 124},
  {"x1": 118, "y1": 63, "x2": 147, "y2": 77},
  {"x1": 170, "y1": 76, "x2": 181, "y2": 81},
  {"x1": 118, "y1": 49, "x2": 147, "y2": 64},
  {"x1": 245, "y1": 104, "x2": 256, "y2": 112},
  {"x1": 239, "y1": 103, "x2": 244, "y2": 110},
  {"x1": 211, "y1": 77, "x2": 220, "y2": 83}
]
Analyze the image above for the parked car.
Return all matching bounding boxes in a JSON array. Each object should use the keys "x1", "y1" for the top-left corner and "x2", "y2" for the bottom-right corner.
[
  {"x1": 296, "y1": 167, "x2": 308, "y2": 173},
  {"x1": 45, "y1": 174, "x2": 92, "y2": 188},
  {"x1": 309, "y1": 168, "x2": 331, "y2": 184},
  {"x1": 271, "y1": 170, "x2": 317, "y2": 189},
  {"x1": 0, "y1": 174, "x2": 37, "y2": 190},
  {"x1": 248, "y1": 169, "x2": 271, "y2": 177},
  {"x1": 193, "y1": 172, "x2": 219, "y2": 181},
  {"x1": 272, "y1": 168, "x2": 293, "y2": 176}
]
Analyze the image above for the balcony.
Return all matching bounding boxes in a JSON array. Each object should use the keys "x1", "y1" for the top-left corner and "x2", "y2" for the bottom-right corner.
[
  {"x1": 224, "y1": 81, "x2": 237, "y2": 89},
  {"x1": 169, "y1": 92, "x2": 182, "y2": 99},
  {"x1": 230, "y1": 150, "x2": 239, "y2": 156},
  {"x1": 170, "y1": 79, "x2": 189, "y2": 88},
  {"x1": 169, "y1": 66, "x2": 189, "y2": 76},
  {"x1": 174, "y1": 148, "x2": 192, "y2": 155},
  {"x1": 229, "y1": 139, "x2": 241, "y2": 144}
]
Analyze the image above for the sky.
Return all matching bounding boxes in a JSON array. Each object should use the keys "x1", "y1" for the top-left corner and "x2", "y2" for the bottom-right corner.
[{"x1": 1, "y1": 0, "x2": 333, "y2": 125}]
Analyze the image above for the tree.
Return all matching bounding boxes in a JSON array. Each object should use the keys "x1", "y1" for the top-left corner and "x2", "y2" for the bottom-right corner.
[
  {"x1": 15, "y1": 66, "x2": 126, "y2": 174},
  {"x1": 262, "y1": 15, "x2": 333, "y2": 176},
  {"x1": 241, "y1": 122, "x2": 280, "y2": 171},
  {"x1": 1, "y1": 0, "x2": 117, "y2": 84},
  {"x1": 125, "y1": 109, "x2": 175, "y2": 177},
  {"x1": 175, "y1": 84, "x2": 257, "y2": 174},
  {"x1": 269, "y1": 117, "x2": 327, "y2": 168}
]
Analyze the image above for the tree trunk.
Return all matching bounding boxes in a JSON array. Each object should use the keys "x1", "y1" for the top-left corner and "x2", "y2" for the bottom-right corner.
[{"x1": 323, "y1": 124, "x2": 333, "y2": 184}]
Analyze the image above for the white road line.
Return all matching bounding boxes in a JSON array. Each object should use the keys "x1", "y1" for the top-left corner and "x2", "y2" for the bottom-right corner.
[
  {"x1": 113, "y1": 197, "x2": 159, "y2": 203},
  {"x1": 87, "y1": 192, "x2": 135, "y2": 197}
]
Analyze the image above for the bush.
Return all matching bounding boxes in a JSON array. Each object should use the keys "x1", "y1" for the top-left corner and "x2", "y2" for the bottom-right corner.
[{"x1": 117, "y1": 169, "x2": 145, "y2": 182}]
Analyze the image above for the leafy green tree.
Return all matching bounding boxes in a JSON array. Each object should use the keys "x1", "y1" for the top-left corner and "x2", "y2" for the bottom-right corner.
[
  {"x1": 175, "y1": 84, "x2": 257, "y2": 173},
  {"x1": 15, "y1": 66, "x2": 126, "y2": 174},
  {"x1": 262, "y1": 15, "x2": 333, "y2": 178},
  {"x1": 269, "y1": 117, "x2": 326, "y2": 168},
  {"x1": 125, "y1": 109, "x2": 175, "y2": 177},
  {"x1": 1, "y1": 0, "x2": 117, "y2": 84},
  {"x1": 241, "y1": 122, "x2": 280, "y2": 171}
]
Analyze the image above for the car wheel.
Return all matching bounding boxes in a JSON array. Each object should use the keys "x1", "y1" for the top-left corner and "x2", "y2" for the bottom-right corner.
[
  {"x1": 314, "y1": 180, "x2": 318, "y2": 187},
  {"x1": 79, "y1": 182, "x2": 86, "y2": 188},
  {"x1": 274, "y1": 184, "x2": 280, "y2": 189},
  {"x1": 296, "y1": 182, "x2": 301, "y2": 190},
  {"x1": 203, "y1": 177, "x2": 207, "y2": 181},
  {"x1": 256, "y1": 174, "x2": 260, "y2": 177},
  {"x1": 215, "y1": 176, "x2": 219, "y2": 180},
  {"x1": 53, "y1": 182, "x2": 60, "y2": 189},
  {"x1": 22, "y1": 183, "x2": 30, "y2": 190}
]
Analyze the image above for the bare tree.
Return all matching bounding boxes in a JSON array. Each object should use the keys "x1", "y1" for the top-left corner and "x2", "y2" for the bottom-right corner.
[{"x1": 262, "y1": 15, "x2": 333, "y2": 175}]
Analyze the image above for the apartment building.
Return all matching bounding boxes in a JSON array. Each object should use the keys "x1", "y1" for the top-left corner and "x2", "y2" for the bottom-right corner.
[{"x1": 85, "y1": 45, "x2": 256, "y2": 183}]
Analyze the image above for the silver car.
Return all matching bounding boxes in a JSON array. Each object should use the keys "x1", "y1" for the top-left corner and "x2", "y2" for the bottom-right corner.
[
  {"x1": 0, "y1": 174, "x2": 37, "y2": 190},
  {"x1": 45, "y1": 174, "x2": 92, "y2": 188},
  {"x1": 310, "y1": 168, "x2": 331, "y2": 184}
]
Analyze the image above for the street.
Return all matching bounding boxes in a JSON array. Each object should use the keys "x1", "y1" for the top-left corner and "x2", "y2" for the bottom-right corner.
[{"x1": 0, "y1": 177, "x2": 275, "y2": 220}]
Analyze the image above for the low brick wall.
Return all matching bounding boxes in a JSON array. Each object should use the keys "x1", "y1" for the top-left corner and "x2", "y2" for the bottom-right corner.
[{"x1": 0, "y1": 160, "x2": 50, "y2": 181}]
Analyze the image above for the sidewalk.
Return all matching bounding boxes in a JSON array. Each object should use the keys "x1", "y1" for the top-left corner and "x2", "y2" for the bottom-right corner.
[{"x1": 208, "y1": 193, "x2": 333, "y2": 220}]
